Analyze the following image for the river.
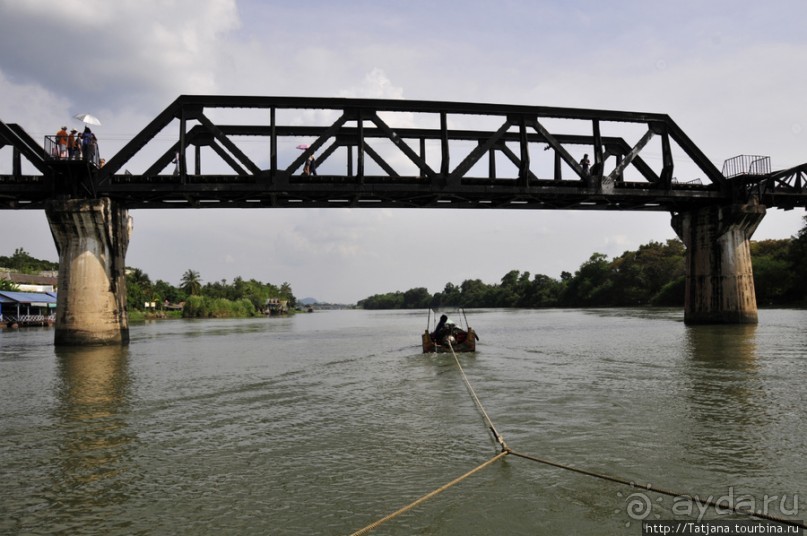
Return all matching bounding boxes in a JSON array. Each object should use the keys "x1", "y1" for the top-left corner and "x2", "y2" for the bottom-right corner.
[{"x1": 1, "y1": 308, "x2": 804, "y2": 535}]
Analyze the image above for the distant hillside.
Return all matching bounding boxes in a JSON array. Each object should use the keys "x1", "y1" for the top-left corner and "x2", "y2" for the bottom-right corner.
[{"x1": 299, "y1": 297, "x2": 318, "y2": 305}]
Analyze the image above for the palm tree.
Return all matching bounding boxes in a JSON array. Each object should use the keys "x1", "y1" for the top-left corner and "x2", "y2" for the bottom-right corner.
[{"x1": 180, "y1": 269, "x2": 202, "y2": 296}]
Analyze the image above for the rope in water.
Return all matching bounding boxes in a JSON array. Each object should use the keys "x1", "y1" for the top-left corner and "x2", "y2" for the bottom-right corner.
[
  {"x1": 348, "y1": 333, "x2": 806, "y2": 533},
  {"x1": 348, "y1": 450, "x2": 509, "y2": 536},
  {"x1": 506, "y1": 449, "x2": 806, "y2": 530},
  {"x1": 447, "y1": 339, "x2": 508, "y2": 450}
]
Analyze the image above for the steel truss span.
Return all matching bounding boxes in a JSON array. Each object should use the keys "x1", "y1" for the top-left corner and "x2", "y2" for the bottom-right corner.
[{"x1": 1, "y1": 95, "x2": 805, "y2": 211}]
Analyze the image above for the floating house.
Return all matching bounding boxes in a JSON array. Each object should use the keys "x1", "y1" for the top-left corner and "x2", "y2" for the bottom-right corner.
[
  {"x1": 265, "y1": 298, "x2": 289, "y2": 315},
  {"x1": 0, "y1": 291, "x2": 57, "y2": 327}
]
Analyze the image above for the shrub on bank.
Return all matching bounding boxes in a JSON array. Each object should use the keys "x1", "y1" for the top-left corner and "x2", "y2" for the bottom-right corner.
[{"x1": 182, "y1": 295, "x2": 259, "y2": 318}]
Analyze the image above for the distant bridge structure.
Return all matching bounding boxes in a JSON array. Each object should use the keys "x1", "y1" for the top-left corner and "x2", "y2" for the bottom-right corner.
[{"x1": 1, "y1": 96, "x2": 806, "y2": 345}]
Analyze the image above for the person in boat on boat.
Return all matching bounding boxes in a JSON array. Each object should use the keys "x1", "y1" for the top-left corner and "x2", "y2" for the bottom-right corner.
[{"x1": 431, "y1": 314, "x2": 450, "y2": 342}]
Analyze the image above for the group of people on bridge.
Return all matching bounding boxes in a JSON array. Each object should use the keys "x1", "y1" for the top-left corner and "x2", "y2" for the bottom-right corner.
[{"x1": 53, "y1": 126, "x2": 101, "y2": 166}]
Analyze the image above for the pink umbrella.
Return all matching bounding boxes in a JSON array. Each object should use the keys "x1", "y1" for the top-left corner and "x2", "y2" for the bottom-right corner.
[{"x1": 296, "y1": 144, "x2": 310, "y2": 150}]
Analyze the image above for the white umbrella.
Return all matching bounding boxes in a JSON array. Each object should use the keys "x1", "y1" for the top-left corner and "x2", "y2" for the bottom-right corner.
[{"x1": 73, "y1": 113, "x2": 102, "y2": 126}]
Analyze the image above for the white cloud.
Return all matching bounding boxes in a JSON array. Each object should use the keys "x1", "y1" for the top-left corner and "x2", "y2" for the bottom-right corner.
[{"x1": 0, "y1": 0, "x2": 239, "y2": 111}]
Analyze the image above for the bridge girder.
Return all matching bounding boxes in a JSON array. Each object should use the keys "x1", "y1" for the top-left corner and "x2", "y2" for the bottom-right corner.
[{"x1": 1, "y1": 96, "x2": 805, "y2": 211}]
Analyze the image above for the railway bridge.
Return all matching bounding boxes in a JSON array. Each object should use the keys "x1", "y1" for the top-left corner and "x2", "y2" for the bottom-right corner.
[{"x1": 2, "y1": 96, "x2": 806, "y2": 344}]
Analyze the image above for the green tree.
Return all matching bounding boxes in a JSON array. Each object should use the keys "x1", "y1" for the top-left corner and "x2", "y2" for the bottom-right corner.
[
  {"x1": 154, "y1": 279, "x2": 185, "y2": 304},
  {"x1": 751, "y1": 239, "x2": 792, "y2": 305},
  {"x1": 0, "y1": 278, "x2": 19, "y2": 291},
  {"x1": 561, "y1": 252, "x2": 612, "y2": 306},
  {"x1": 523, "y1": 273, "x2": 563, "y2": 307},
  {"x1": 279, "y1": 282, "x2": 297, "y2": 308},
  {"x1": 126, "y1": 267, "x2": 153, "y2": 311},
  {"x1": 610, "y1": 240, "x2": 685, "y2": 305},
  {"x1": 180, "y1": 269, "x2": 202, "y2": 296},
  {"x1": 786, "y1": 216, "x2": 807, "y2": 304},
  {"x1": 403, "y1": 287, "x2": 431, "y2": 309}
]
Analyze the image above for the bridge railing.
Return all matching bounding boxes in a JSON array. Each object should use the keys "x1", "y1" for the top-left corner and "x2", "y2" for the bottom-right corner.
[
  {"x1": 44, "y1": 135, "x2": 101, "y2": 168},
  {"x1": 43, "y1": 135, "x2": 66, "y2": 160},
  {"x1": 722, "y1": 155, "x2": 771, "y2": 178}
]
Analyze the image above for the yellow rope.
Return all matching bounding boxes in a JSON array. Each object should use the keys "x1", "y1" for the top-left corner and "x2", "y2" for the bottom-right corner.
[
  {"x1": 448, "y1": 339, "x2": 508, "y2": 450},
  {"x1": 348, "y1": 450, "x2": 509, "y2": 536},
  {"x1": 348, "y1": 332, "x2": 805, "y2": 533}
]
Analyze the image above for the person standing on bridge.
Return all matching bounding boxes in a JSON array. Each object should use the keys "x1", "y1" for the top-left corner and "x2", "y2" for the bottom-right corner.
[
  {"x1": 67, "y1": 129, "x2": 80, "y2": 160},
  {"x1": 55, "y1": 126, "x2": 68, "y2": 159},
  {"x1": 580, "y1": 153, "x2": 591, "y2": 174},
  {"x1": 304, "y1": 154, "x2": 318, "y2": 176}
]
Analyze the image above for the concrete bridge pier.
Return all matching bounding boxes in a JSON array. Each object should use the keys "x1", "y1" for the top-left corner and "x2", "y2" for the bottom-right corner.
[
  {"x1": 46, "y1": 198, "x2": 132, "y2": 345},
  {"x1": 672, "y1": 201, "x2": 766, "y2": 324}
]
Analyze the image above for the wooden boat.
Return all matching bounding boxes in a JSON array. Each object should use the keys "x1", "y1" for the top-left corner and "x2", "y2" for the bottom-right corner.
[{"x1": 422, "y1": 309, "x2": 479, "y2": 353}]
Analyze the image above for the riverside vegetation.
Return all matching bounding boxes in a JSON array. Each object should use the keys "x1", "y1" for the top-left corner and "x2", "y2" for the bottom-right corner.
[
  {"x1": 358, "y1": 216, "x2": 807, "y2": 310},
  {"x1": 0, "y1": 250, "x2": 296, "y2": 320},
  {"x1": 3, "y1": 215, "x2": 806, "y2": 316}
]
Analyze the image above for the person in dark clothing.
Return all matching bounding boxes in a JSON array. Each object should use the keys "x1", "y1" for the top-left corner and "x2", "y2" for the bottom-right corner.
[
  {"x1": 430, "y1": 314, "x2": 449, "y2": 342},
  {"x1": 580, "y1": 153, "x2": 591, "y2": 174}
]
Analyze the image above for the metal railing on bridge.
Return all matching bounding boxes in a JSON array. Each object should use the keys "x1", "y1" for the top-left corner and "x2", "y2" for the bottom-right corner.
[
  {"x1": 722, "y1": 155, "x2": 771, "y2": 178},
  {"x1": 44, "y1": 135, "x2": 101, "y2": 168}
]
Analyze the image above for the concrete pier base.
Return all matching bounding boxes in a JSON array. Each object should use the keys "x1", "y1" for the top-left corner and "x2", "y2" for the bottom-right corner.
[
  {"x1": 672, "y1": 202, "x2": 765, "y2": 324},
  {"x1": 46, "y1": 198, "x2": 133, "y2": 345}
]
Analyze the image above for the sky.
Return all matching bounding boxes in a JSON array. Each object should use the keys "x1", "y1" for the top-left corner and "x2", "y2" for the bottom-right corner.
[{"x1": 1, "y1": 0, "x2": 805, "y2": 304}]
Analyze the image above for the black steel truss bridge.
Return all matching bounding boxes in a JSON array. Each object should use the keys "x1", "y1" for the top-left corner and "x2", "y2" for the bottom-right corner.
[{"x1": 1, "y1": 95, "x2": 806, "y2": 212}]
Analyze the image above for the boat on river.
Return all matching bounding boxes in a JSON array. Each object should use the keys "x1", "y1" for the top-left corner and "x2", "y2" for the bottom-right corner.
[{"x1": 422, "y1": 309, "x2": 479, "y2": 353}]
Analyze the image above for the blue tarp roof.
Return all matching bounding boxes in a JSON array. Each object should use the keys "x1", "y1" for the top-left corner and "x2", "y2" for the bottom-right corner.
[{"x1": 0, "y1": 291, "x2": 57, "y2": 304}]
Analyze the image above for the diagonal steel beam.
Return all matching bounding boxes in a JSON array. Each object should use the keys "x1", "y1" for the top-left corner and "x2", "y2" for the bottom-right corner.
[
  {"x1": 605, "y1": 128, "x2": 656, "y2": 184},
  {"x1": 664, "y1": 116, "x2": 725, "y2": 186},
  {"x1": 450, "y1": 118, "x2": 514, "y2": 180},
  {"x1": 527, "y1": 118, "x2": 587, "y2": 180},
  {"x1": 497, "y1": 143, "x2": 538, "y2": 181},
  {"x1": 143, "y1": 141, "x2": 181, "y2": 178},
  {"x1": 100, "y1": 97, "x2": 183, "y2": 182},
  {"x1": 196, "y1": 112, "x2": 262, "y2": 175},
  {"x1": 362, "y1": 142, "x2": 399, "y2": 177},
  {"x1": 208, "y1": 139, "x2": 248, "y2": 175},
  {"x1": 0, "y1": 121, "x2": 47, "y2": 173},
  {"x1": 367, "y1": 112, "x2": 436, "y2": 179},
  {"x1": 286, "y1": 112, "x2": 352, "y2": 174}
]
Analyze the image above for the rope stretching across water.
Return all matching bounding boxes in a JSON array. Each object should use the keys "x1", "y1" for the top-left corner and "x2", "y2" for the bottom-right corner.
[
  {"x1": 348, "y1": 339, "x2": 806, "y2": 534},
  {"x1": 506, "y1": 449, "x2": 806, "y2": 530},
  {"x1": 348, "y1": 451, "x2": 509, "y2": 536},
  {"x1": 447, "y1": 339, "x2": 508, "y2": 451}
]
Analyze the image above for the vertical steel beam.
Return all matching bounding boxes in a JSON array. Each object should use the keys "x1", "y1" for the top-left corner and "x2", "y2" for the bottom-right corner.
[
  {"x1": 270, "y1": 107, "x2": 277, "y2": 173},
  {"x1": 440, "y1": 112, "x2": 449, "y2": 178},
  {"x1": 419, "y1": 138, "x2": 426, "y2": 178},
  {"x1": 592, "y1": 119, "x2": 603, "y2": 177},
  {"x1": 357, "y1": 110, "x2": 365, "y2": 181},
  {"x1": 179, "y1": 107, "x2": 187, "y2": 184},
  {"x1": 519, "y1": 116, "x2": 530, "y2": 186},
  {"x1": 660, "y1": 127, "x2": 673, "y2": 188}
]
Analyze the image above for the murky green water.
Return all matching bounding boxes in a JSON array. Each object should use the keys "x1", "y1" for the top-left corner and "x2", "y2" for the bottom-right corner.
[{"x1": 1, "y1": 309, "x2": 805, "y2": 535}]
